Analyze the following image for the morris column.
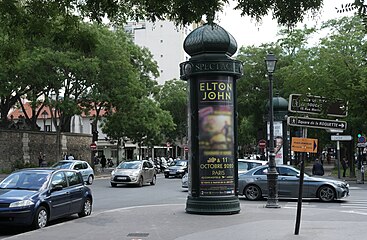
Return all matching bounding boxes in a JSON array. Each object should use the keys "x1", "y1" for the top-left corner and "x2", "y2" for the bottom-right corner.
[{"x1": 180, "y1": 23, "x2": 243, "y2": 214}]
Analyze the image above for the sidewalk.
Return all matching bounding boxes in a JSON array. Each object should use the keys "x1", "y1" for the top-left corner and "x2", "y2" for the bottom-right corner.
[{"x1": 6, "y1": 200, "x2": 367, "y2": 240}]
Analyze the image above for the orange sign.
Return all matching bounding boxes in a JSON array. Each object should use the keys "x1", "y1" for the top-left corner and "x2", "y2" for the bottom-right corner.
[{"x1": 291, "y1": 137, "x2": 318, "y2": 153}]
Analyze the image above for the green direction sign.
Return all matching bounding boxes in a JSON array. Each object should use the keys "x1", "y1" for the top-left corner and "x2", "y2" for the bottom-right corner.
[
  {"x1": 287, "y1": 116, "x2": 347, "y2": 130},
  {"x1": 289, "y1": 94, "x2": 348, "y2": 117}
]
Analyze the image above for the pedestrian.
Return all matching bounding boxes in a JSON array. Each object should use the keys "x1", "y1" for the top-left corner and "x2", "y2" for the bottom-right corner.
[
  {"x1": 100, "y1": 155, "x2": 107, "y2": 172},
  {"x1": 341, "y1": 157, "x2": 348, "y2": 178},
  {"x1": 38, "y1": 153, "x2": 43, "y2": 167},
  {"x1": 312, "y1": 158, "x2": 324, "y2": 176}
]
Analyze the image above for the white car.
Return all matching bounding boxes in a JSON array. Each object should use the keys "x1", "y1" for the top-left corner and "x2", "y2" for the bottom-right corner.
[
  {"x1": 238, "y1": 159, "x2": 268, "y2": 174},
  {"x1": 110, "y1": 160, "x2": 156, "y2": 187},
  {"x1": 52, "y1": 160, "x2": 95, "y2": 185}
]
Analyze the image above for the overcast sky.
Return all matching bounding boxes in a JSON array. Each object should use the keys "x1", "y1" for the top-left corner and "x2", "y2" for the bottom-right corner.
[{"x1": 217, "y1": 0, "x2": 354, "y2": 48}]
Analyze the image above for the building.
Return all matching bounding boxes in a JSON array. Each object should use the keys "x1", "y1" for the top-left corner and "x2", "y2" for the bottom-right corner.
[{"x1": 124, "y1": 20, "x2": 193, "y2": 85}]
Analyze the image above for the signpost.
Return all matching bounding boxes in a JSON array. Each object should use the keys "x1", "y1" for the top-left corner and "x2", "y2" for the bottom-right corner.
[
  {"x1": 291, "y1": 137, "x2": 318, "y2": 153},
  {"x1": 289, "y1": 94, "x2": 348, "y2": 117},
  {"x1": 90, "y1": 142, "x2": 97, "y2": 150},
  {"x1": 331, "y1": 135, "x2": 352, "y2": 141},
  {"x1": 287, "y1": 116, "x2": 347, "y2": 130}
]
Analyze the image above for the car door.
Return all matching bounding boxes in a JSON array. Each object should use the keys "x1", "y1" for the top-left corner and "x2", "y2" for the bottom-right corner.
[
  {"x1": 73, "y1": 162, "x2": 87, "y2": 182},
  {"x1": 252, "y1": 167, "x2": 268, "y2": 195},
  {"x1": 277, "y1": 167, "x2": 300, "y2": 198},
  {"x1": 142, "y1": 161, "x2": 152, "y2": 182},
  {"x1": 65, "y1": 171, "x2": 84, "y2": 213},
  {"x1": 48, "y1": 171, "x2": 70, "y2": 219}
]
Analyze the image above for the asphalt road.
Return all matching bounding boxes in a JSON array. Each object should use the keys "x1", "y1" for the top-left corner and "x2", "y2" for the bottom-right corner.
[{"x1": 0, "y1": 174, "x2": 366, "y2": 239}]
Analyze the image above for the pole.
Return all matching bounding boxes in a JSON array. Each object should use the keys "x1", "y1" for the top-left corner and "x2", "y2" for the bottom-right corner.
[
  {"x1": 337, "y1": 133, "x2": 341, "y2": 179},
  {"x1": 43, "y1": 117, "x2": 46, "y2": 166},
  {"x1": 294, "y1": 127, "x2": 307, "y2": 235},
  {"x1": 266, "y1": 72, "x2": 280, "y2": 208}
]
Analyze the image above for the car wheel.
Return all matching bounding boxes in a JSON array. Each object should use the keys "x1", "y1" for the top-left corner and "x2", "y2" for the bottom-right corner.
[
  {"x1": 318, "y1": 185, "x2": 335, "y2": 202},
  {"x1": 78, "y1": 198, "x2": 92, "y2": 217},
  {"x1": 150, "y1": 175, "x2": 156, "y2": 185},
  {"x1": 111, "y1": 182, "x2": 117, "y2": 187},
  {"x1": 138, "y1": 176, "x2": 144, "y2": 187},
  {"x1": 244, "y1": 185, "x2": 262, "y2": 200},
  {"x1": 33, "y1": 206, "x2": 48, "y2": 229},
  {"x1": 87, "y1": 175, "x2": 94, "y2": 185}
]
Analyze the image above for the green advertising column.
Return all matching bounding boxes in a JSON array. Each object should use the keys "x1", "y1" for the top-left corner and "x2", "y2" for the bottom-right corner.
[{"x1": 180, "y1": 23, "x2": 243, "y2": 214}]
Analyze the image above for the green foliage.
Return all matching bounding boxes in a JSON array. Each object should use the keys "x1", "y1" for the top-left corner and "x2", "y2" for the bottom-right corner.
[
  {"x1": 237, "y1": 15, "x2": 367, "y2": 151},
  {"x1": 155, "y1": 79, "x2": 188, "y2": 143}
]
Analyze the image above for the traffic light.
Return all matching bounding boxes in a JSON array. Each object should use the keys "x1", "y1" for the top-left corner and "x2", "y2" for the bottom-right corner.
[{"x1": 358, "y1": 133, "x2": 362, "y2": 138}]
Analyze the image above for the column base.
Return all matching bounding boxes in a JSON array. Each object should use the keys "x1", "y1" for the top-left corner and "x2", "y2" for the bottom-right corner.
[{"x1": 186, "y1": 195, "x2": 241, "y2": 215}]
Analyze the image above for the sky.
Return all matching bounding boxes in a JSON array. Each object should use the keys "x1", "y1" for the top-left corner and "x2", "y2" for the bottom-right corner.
[{"x1": 216, "y1": 0, "x2": 354, "y2": 48}]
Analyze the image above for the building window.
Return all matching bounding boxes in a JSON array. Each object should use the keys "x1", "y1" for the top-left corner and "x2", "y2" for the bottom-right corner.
[
  {"x1": 160, "y1": 25, "x2": 163, "y2": 28},
  {"x1": 45, "y1": 125, "x2": 51, "y2": 132},
  {"x1": 160, "y1": 40, "x2": 163, "y2": 43},
  {"x1": 160, "y1": 54, "x2": 163, "y2": 58},
  {"x1": 160, "y1": 70, "x2": 163, "y2": 73}
]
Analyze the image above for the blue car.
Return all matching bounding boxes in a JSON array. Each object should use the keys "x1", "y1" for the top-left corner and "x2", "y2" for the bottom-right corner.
[{"x1": 0, "y1": 168, "x2": 93, "y2": 229}]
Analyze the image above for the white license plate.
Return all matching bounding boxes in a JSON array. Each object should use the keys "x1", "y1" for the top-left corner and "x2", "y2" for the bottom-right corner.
[{"x1": 117, "y1": 177, "x2": 127, "y2": 180}]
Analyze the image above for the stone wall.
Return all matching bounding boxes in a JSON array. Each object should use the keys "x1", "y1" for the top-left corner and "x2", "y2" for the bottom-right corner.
[{"x1": 0, "y1": 130, "x2": 92, "y2": 172}]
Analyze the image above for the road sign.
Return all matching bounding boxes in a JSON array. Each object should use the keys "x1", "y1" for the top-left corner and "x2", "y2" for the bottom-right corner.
[
  {"x1": 331, "y1": 135, "x2": 352, "y2": 141},
  {"x1": 258, "y1": 139, "x2": 266, "y2": 149},
  {"x1": 291, "y1": 137, "x2": 318, "y2": 153},
  {"x1": 90, "y1": 142, "x2": 97, "y2": 150},
  {"x1": 289, "y1": 94, "x2": 348, "y2": 117},
  {"x1": 357, "y1": 142, "x2": 367, "y2": 148},
  {"x1": 358, "y1": 136, "x2": 366, "y2": 143},
  {"x1": 287, "y1": 116, "x2": 347, "y2": 130}
]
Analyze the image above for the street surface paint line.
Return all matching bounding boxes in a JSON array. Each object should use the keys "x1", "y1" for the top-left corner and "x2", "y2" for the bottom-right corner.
[
  {"x1": 341, "y1": 210, "x2": 367, "y2": 216},
  {"x1": 94, "y1": 203, "x2": 186, "y2": 215}
]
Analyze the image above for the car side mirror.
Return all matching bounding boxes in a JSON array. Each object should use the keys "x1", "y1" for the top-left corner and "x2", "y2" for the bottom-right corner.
[{"x1": 51, "y1": 184, "x2": 63, "y2": 192}]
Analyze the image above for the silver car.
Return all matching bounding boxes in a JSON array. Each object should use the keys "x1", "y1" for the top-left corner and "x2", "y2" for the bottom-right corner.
[
  {"x1": 110, "y1": 160, "x2": 156, "y2": 187},
  {"x1": 52, "y1": 160, "x2": 94, "y2": 185},
  {"x1": 238, "y1": 159, "x2": 267, "y2": 174},
  {"x1": 239, "y1": 165, "x2": 349, "y2": 202}
]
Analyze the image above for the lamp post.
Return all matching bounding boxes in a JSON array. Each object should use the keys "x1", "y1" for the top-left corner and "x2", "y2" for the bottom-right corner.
[
  {"x1": 41, "y1": 110, "x2": 48, "y2": 167},
  {"x1": 265, "y1": 53, "x2": 280, "y2": 208}
]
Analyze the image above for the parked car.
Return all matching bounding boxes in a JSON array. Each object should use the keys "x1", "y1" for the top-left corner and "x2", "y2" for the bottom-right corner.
[
  {"x1": 164, "y1": 160, "x2": 188, "y2": 178},
  {"x1": 52, "y1": 160, "x2": 94, "y2": 185},
  {"x1": 0, "y1": 168, "x2": 92, "y2": 229},
  {"x1": 238, "y1": 165, "x2": 349, "y2": 202},
  {"x1": 238, "y1": 159, "x2": 267, "y2": 174},
  {"x1": 181, "y1": 172, "x2": 189, "y2": 189},
  {"x1": 110, "y1": 160, "x2": 156, "y2": 187}
]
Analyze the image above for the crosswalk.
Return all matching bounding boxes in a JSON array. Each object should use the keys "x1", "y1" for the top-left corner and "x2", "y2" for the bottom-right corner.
[{"x1": 283, "y1": 199, "x2": 367, "y2": 214}]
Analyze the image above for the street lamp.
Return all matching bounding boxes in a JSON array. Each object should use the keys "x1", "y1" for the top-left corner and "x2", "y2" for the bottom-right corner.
[
  {"x1": 41, "y1": 110, "x2": 48, "y2": 167},
  {"x1": 265, "y1": 53, "x2": 280, "y2": 208}
]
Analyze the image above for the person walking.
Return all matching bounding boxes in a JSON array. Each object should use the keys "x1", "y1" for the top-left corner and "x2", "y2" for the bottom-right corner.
[
  {"x1": 100, "y1": 155, "x2": 107, "y2": 172},
  {"x1": 312, "y1": 158, "x2": 324, "y2": 176},
  {"x1": 341, "y1": 157, "x2": 348, "y2": 178}
]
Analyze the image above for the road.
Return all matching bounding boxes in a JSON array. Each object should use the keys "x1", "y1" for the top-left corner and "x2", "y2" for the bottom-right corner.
[{"x1": 0, "y1": 174, "x2": 366, "y2": 239}]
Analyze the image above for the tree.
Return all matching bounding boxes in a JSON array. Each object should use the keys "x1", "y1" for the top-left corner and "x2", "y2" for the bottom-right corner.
[
  {"x1": 155, "y1": 79, "x2": 188, "y2": 146},
  {"x1": 80, "y1": 0, "x2": 325, "y2": 27},
  {"x1": 103, "y1": 98, "x2": 175, "y2": 160}
]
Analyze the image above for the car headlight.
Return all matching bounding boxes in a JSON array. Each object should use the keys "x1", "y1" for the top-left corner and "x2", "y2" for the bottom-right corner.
[
  {"x1": 111, "y1": 170, "x2": 115, "y2": 176},
  {"x1": 9, "y1": 200, "x2": 34, "y2": 208}
]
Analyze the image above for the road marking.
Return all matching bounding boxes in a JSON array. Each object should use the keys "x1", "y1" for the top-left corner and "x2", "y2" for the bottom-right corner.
[{"x1": 341, "y1": 210, "x2": 367, "y2": 216}]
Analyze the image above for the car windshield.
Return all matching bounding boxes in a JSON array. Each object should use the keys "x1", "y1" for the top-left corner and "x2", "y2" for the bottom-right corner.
[
  {"x1": 174, "y1": 161, "x2": 187, "y2": 167},
  {"x1": 52, "y1": 161, "x2": 73, "y2": 169},
  {"x1": 118, "y1": 162, "x2": 141, "y2": 169},
  {"x1": 0, "y1": 172, "x2": 50, "y2": 191}
]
